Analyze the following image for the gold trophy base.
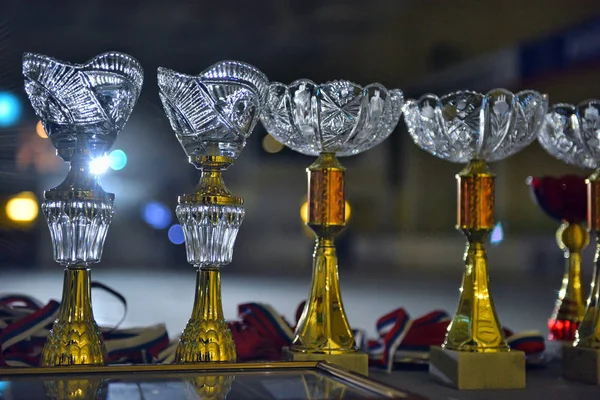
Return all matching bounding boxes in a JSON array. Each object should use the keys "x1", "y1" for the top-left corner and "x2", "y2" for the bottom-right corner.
[
  {"x1": 429, "y1": 346, "x2": 526, "y2": 390},
  {"x1": 563, "y1": 345, "x2": 600, "y2": 384},
  {"x1": 282, "y1": 347, "x2": 369, "y2": 376}
]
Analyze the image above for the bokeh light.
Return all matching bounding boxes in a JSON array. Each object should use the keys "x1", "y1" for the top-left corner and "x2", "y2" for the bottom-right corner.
[
  {"x1": 142, "y1": 201, "x2": 172, "y2": 229},
  {"x1": 35, "y1": 121, "x2": 48, "y2": 138},
  {"x1": 262, "y1": 134, "x2": 284, "y2": 154},
  {"x1": 168, "y1": 224, "x2": 185, "y2": 245},
  {"x1": 490, "y1": 222, "x2": 504, "y2": 245},
  {"x1": 0, "y1": 92, "x2": 21, "y2": 127},
  {"x1": 109, "y1": 149, "x2": 127, "y2": 170},
  {"x1": 89, "y1": 155, "x2": 111, "y2": 175},
  {"x1": 6, "y1": 192, "x2": 39, "y2": 222}
]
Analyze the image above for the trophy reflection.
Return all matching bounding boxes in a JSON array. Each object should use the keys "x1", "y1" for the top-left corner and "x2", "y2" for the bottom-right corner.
[
  {"x1": 528, "y1": 175, "x2": 588, "y2": 341},
  {"x1": 44, "y1": 379, "x2": 107, "y2": 400},
  {"x1": 22, "y1": 52, "x2": 143, "y2": 366},
  {"x1": 539, "y1": 99, "x2": 600, "y2": 384},
  {"x1": 184, "y1": 375, "x2": 234, "y2": 400},
  {"x1": 260, "y1": 79, "x2": 403, "y2": 374},
  {"x1": 158, "y1": 61, "x2": 268, "y2": 363},
  {"x1": 404, "y1": 89, "x2": 548, "y2": 389}
]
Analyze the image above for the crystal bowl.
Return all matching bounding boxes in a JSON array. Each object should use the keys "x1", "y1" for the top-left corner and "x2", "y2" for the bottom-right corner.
[
  {"x1": 23, "y1": 52, "x2": 143, "y2": 160},
  {"x1": 259, "y1": 79, "x2": 403, "y2": 157},
  {"x1": 404, "y1": 89, "x2": 548, "y2": 163},
  {"x1": 157, "y1": 61, "x2": 269, "y2": 160},
  {"x1": 538, "y1": 100, "x2": 600, "y2": 169}
]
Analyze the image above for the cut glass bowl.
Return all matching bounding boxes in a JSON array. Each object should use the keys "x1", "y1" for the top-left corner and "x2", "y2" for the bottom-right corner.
[
  {"x1": 259, "y1": 79, "x2": 404, "y2": 156},
  {"x1": 538, "y1": 100, "x2": 600, "y2": 169},
  {"x1": 404, "y1": 89, "x2": 548, "y2": 163},
  {"x1": 23, "y1": 52, "x2": 143, "y2": 160},
  {"x1": 157, "y1": 61, "x2": 269, "y2": 160}
]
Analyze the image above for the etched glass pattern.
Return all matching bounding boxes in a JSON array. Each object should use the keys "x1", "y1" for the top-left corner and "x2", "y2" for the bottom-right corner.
[
  {"x1": 404, "y1": 89, "x2": 547, "y2": 163},
  {"x1": 43, "y1": 200, "x2": 114, "y2": 266},
  {"x1": 176, "y1": 204, "x2": 245, "y2": 266},
  {"x1": 260, "y1": 79, "x2": 403, "y2": 157},
  {"x1": 157, "y1": 61, "x2": 269, "y2": 159},
  {"x1": 22, "y1": 52, "x2": 143, "y2": 160},
  {"x1": 538, "y1": 102, "x2": 598, "y2": 169}
]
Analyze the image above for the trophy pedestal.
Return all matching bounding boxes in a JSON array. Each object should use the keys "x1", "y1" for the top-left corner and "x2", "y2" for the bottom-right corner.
[
  {"x1": 282, "y1": 347, "x2": 369, "y2": 376},
  {"x1": 563, "y1": 345, "x2": 600, "y2": 384},
  {"x1": 429, "y1": 346, "x2": 526, "y2": 390}
]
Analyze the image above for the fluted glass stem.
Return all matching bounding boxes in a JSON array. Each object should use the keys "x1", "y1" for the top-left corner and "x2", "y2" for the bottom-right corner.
[
  {"x1": 575, "y1": 239, "x2": 600, "y2": 348},
  {"x1": 444, "y1": 239, "x2": 509, "y2": 352},
  {"x1": 41, "y1": 267, "x2": 105, "y2": 366},
  {"x1": 292, "y1": 237, "x2": 356, "y2": 354}
]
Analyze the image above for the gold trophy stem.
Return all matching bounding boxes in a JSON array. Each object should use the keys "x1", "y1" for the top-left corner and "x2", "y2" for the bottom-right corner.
[
  {"x1": 176, "y1": 267, "x2": 236, "y2": 362},
  {"x1": 41, "y1": 267, "x2": 106, "y2": 366},
  {"x1": 444, "y1": 159, "x2": 508, "y2": 352},
  {"x1": 292, "y1": 152, "x2": 356, "y2": 354},
  {"x1": 549, "y1": 222, "x2": 587, "y2": 340},
  {"x1": 175, "y1": 156, "x2": 239, "y2": 363},
  {"x1": 575, "y1": 169, "x2": 600, "y2": 348}
]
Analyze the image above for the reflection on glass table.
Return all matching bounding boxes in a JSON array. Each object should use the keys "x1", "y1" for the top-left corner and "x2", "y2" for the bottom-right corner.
[{"x1": 0, "y1": 362, "x2": 418, "y2": 400}]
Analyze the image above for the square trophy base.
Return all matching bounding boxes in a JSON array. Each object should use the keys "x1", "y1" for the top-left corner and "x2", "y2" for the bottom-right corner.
[
  {"x1": 429, "y1": 346, "x2": 526, "y2": 390},
  {"x1": 282, "y1": 347, "x2": 369, "y2": 376},
  {"x1": 563, "y1": 345, "x2": 600, "y2": 384}
]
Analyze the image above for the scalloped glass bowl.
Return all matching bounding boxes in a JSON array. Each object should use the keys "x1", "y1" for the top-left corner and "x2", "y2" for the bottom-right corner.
[
  {"x1": 403, "y1": 89, "x2": 548, "y2": 163},
  {"x1": 538, "y1": 100, "x2": 600, "y2": 169},
  {"x1": 157, "y1": 61, "x2": 269, "y2": 160},
  {"x1": 259, "y1": 79, "x2": 404, "y2": 157},
  {"x1": 22, "y1": 52, "x2": 144, "y2": 160}
]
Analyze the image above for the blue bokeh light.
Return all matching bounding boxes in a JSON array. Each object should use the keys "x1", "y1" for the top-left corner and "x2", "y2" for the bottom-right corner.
[
  {"x1": 490, "y1": 222, "x2": 504, "y2": 246},
  {"x1": 142, "y1": 201, "x2": 172, "y2": 229},
  {"x1": 0, "y1": 92, "x2": 21, "y2": 127},
  {"x1": 109, "y1": 149, "x2": 127, "y2": 171},
  {"x1": 168, "y1": 224, "x2": 185, "y2": 245}
]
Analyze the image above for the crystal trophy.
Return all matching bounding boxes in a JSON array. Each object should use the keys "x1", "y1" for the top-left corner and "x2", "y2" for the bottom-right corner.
[
  {"x1": 260, "y1": 79, "x2": 404, "y2": 374},
  {"x1": 22, "y1": 52, "x2": 143, "y2": 366},
  {"x1": 528, "y1": 175, "x2": 588, "y2": 342},
  {"x1": 157, "y1": 61, "x2": 268, "y2": 363},
  {"x1": 404, "y1": 89, "x2": 547, "y2": 389},
  {"x1": 539, "y1": 99, "x2": 600, "y2": 384}
]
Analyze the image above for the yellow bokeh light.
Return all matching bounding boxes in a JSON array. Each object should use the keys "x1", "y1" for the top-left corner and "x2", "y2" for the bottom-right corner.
[
  {"x1": 262, "y1": 135, "x2": 284, "y2": 154},
  {"x1": 6, "y1": 192, "x2": 39, "y2": 222},
  {"x1": 300, "y1": 201, "x2": 351, "y2": 224},
  {"x1": 36, "y1": 121, "x2": 48, "y2": 138}
]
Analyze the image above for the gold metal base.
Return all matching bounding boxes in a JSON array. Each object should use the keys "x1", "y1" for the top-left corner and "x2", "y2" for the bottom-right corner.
[
  {"x1": 563, "y1": 345, "x2": 600, "y2": 385},
  {"x1": 41, "y1": 268, "x2": 106, "y2": 367},
  {"x1": 175, "y1": 268, "x2": 236, "y2": 363},
  {"x1": 282, "y1": 347, "x2": 369, "y2": 376},
  {"x1": 429, "y1": 346, "x2": 526, "y2": 390}
]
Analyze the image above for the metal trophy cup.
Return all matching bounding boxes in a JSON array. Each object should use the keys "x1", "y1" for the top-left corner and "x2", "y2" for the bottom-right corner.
[
  {"x1": 22, "y1": 52, "x2": 143, "y2": 366},
  {"x1": 260, "y1": 79, "x2": 404, "y2": 375},
  {"x1": 528, "y1": 175, "x2": 588, "y2": 342},
  {"x1": 157, "y1": 61, "x2": 268, "y2": 363},
  {"x1": 404, "y1": 89, "x2": 548, "y2": 389},
  {"x1": 539, "y1": 99, "x2": 600, "y2": 384}
]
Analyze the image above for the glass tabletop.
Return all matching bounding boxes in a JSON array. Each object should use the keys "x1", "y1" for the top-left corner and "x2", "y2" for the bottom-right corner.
[{"x1": 0, "y1": 362, "x2": 418, "y2": 399}]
